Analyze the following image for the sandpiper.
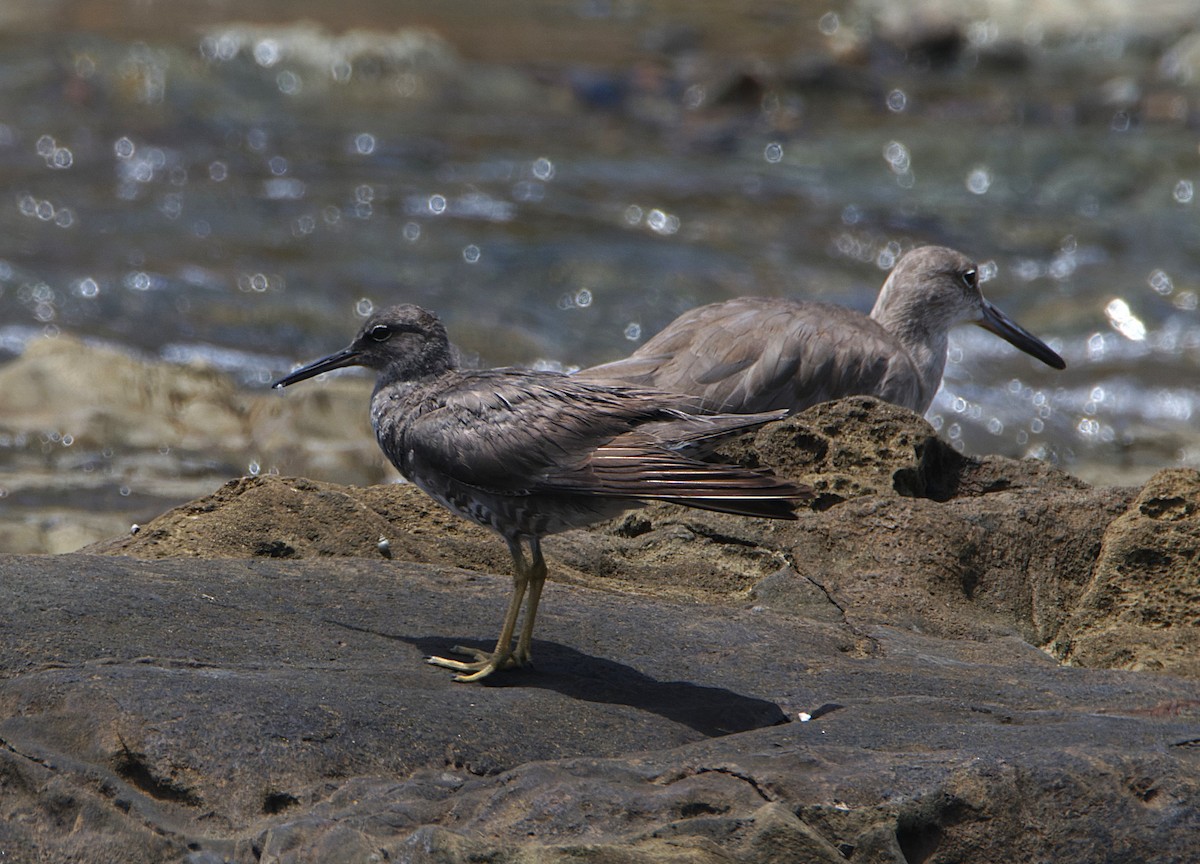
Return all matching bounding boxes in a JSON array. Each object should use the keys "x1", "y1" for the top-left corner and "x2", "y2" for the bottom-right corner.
[
  {"x1": 579, "y1": 246, "x2": 1065, "y2": 415},
  {"x1": 273, "y1": 304, "x2": 808, "y2": 682}
]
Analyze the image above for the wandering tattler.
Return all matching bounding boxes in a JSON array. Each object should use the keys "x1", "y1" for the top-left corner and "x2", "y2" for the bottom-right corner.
[
  {"x1": 273, "y1": 304, "x2": 808, "y2": 682},
  {"x1": 579, "y1": 246, "x2": 1065, "y2": 415}
]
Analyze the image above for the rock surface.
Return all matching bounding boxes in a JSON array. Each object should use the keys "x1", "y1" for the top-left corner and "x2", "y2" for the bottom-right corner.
[
  {"x1": 89, "y1": 398, "x2": 1150, "y2": 659},
  {"x1": 1054, "y1": 468, "x2": 1200, "y2": 678},
  {"x1": 1, "y1": 555, "x2": 1197, "y2": 863},
  {"x1": 0, "y1": 334, "x2": 385, "y2": 554},
  {"x1": 2, "y1": 397, "x2": 1198, "y2": 862},
  {"x1": 0, "y1": 333, "x2": 385, "y2": 486}
]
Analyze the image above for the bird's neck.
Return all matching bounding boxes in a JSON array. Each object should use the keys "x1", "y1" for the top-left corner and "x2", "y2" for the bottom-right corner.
[
  {"x1": 903, "y1": 331, "x2": 949, "y2": 408},
  {"x1": 378, "y1": 340, "x2": 457, "y2": 387},
  {"x1": 871, "y1": 294, "x2": 949, "y2": 405},
  {"x1": 370, "y1": 369, "x2": 456, "y2": 478},
  {"x1": 369, "y1": 343, "x2": 456, "y2": 425}
]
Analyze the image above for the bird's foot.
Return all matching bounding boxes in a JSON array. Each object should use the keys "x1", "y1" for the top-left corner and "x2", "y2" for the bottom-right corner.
[{"x1": 427, "y1": 645, "x2": 530, "y2": 682}]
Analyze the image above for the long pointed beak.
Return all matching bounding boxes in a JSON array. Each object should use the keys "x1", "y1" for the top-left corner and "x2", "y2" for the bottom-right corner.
[
  {"x1": 272, "y1": 346, "x2": 363, "y2": 389},
  {"x1": 976, "y1": 299, "x2": 1066, "y2": 370}
]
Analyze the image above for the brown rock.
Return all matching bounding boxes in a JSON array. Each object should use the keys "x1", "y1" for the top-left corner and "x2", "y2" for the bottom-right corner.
[
  {"x1": 725, "y1": 396, "x2": 947, "y2": 506},
  {"x1": 751, "y1": 479, "x2": 1130, "y2": 646},
  {"x1": 732, "y1": 396, "x2": 1089, "y2": 507},
  {"x1": 86, "y1": 474, "x2": 799, "y2": 609},
  {"x1": 85, "y1": 399, "x2": 1139, "y2": 665},
  {"x1": 86, "y1": 474, "x2": 512, "y2": 573},
  {"x1": 1053, "y1": 468, "x2": 1200, "y2": 677},
  {"x1": 0, "y1": 334, "x2": 246, "y2": 453}
]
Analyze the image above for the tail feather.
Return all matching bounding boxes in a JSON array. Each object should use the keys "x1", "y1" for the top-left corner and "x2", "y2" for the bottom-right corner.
[
  {"x1": 568, "y1": 442, "x2": 811, "y2": 519},
  {"x1": 637, "y1": 409, "x2": 788, "y2": 458},
  {"x1": 662, "y1": 495, "x2": 801, "y2": 520},
  {"x1": 532, "y1": 406, "x2": 808, "y2": 520}
]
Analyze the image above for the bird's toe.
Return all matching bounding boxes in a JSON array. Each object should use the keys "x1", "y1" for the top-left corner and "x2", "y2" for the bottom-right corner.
[{"x1": 426, "y1": 646, "x2": 525, "y2": 681}]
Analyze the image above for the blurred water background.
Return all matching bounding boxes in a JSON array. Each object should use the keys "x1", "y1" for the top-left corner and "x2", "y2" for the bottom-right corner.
[{"x1": 2, "y1": 0, "x2": 1200, "y2": 551}]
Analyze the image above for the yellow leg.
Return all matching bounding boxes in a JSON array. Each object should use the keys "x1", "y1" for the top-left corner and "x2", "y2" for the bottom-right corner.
[
  {"x1": 426, "y1": 538, "x2": 534, "y2": 682},
  {"x1": 512, "y1": 537, "x2": 546, "y2": 666}
]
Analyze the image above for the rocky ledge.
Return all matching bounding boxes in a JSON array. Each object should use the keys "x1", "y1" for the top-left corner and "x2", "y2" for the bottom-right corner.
[{"x1": 2, "y1": 398, "x2": 1197, "y2": 863}]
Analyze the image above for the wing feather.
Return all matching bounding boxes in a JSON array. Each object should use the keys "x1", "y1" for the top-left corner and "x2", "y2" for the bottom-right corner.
[
  {"x1": 578, "y1": 297, "x2": 925, "y2": 414},
  {"x1": 390, "y1": 368, "x2": 805, "y2": 518},
  {"x1": 400, "y1": 370, "x2": 697, "y2": 493}
]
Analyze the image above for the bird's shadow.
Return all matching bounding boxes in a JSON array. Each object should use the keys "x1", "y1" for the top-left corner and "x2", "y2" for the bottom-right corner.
[{"x1": 405, "y1": 634, "x2": 790, "y2": 737}]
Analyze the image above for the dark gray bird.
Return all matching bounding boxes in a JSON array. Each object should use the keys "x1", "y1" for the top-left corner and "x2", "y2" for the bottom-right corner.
[
  {"x1": 273, "y1": 304, "x2": 808, "y2": 682},
  {"x1": 579, "y1": 246, "x2": 1065, "y2": 416}
]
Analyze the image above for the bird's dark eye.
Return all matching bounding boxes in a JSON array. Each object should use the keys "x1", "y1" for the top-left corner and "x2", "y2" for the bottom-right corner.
[
  {"x1": 369, "y1": 324, "x2": 391, "y2": 342},
  {"x1": 960, "y1": 268, "x2": 978, "y2": 289}
]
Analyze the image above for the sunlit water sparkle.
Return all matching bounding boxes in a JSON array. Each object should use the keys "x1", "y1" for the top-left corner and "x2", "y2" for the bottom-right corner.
[{"x1": 1, "y1": 3, "x2": 1199, "y2": 542}]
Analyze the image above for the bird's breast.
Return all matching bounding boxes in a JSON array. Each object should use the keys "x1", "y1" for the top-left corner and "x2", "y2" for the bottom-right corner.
[{"x1": 369, "y1": 385, "x2": 426, "y2": 479}]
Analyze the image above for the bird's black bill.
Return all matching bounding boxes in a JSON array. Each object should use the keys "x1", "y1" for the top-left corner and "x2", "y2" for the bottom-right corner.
[
  {"x1": 272, "y1": 346, "x2": 362, "y2": 389},
  {"x1": 977, "y1": 300, "x2": 1066, "y2": 370}
]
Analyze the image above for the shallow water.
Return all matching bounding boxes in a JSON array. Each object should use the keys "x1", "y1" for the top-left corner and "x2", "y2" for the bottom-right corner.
[{"x1": 2, "y1": 0, "x2": 1200, "y2": 548}]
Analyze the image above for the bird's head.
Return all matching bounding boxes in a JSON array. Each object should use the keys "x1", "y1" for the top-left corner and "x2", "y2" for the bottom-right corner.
[
  {"x1": 272, "y1": 304, "x2": 455, "y2": 389},
  {"x1": 872, "y1": 246, "x2": 1065, "y2": 370}
]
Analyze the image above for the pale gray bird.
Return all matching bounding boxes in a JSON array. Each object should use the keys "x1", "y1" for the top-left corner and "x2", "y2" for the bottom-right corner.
[
  {"x1": 273, "y1": 304, "x2": 808, "y2": 682},
  {"x1": 579, "y1": 246, "x2": 1065, "y2": 416}
]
